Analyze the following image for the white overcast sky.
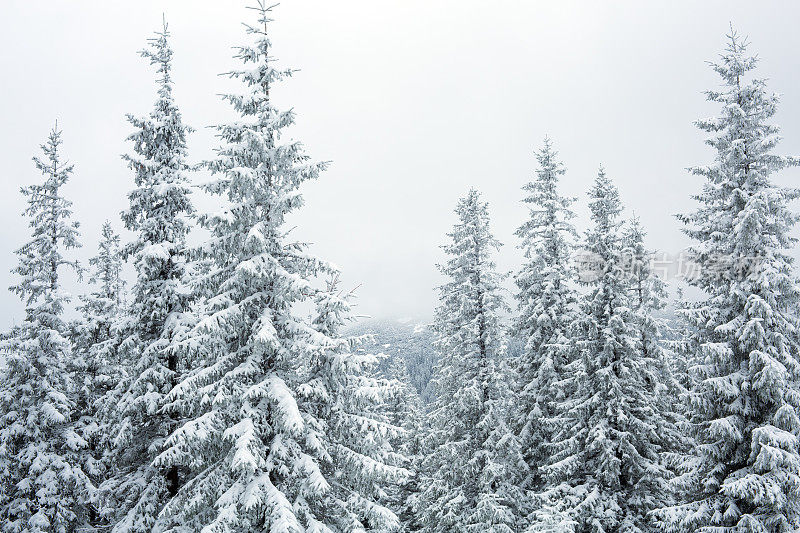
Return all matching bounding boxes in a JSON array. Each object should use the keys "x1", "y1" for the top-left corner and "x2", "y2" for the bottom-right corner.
[{"x1": 2, "y1": 1, "x2": 800, "y2": 328}]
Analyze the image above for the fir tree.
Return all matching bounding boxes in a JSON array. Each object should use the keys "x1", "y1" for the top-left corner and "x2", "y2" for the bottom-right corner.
[
  {"x1": 101, "y1": 19, "x2": 195, "y2": 533},
  {"x1": 621, "y1": 218, "x2": 689, "y2": 488},
  {"x1": 384, "y1": 357, "x2": 425, "y2": 532},
  {"x1": 655, "y1": 30, "x2": 800, "y2": 532},
  {"x1": 0, "y1": 126, "x2": 92, "y2": 532},
  {"x1": 154, "y1": 4, "x2": 401, "y2": 531},
  {"x1": 307, "y1": 278, "x2": 404, "y2": 530},
  {"x1": 421, "y1": 189, "x2": 523, "y2": 533},
  {"x1": 72, "y1": 221, "x2": 126, "y2": 523},
  {"x1": 540, "y1": 169, "x2": 667, "y2": 532},
  {"x1": 513, "y1": 138, "x2": 578, "y2": 498},
  {"x1": 527, "y1": 505, "x2": 577, "y2": 533},
  {"x1": 74, "y1": 221, "x2": 126, "y2": 418}
]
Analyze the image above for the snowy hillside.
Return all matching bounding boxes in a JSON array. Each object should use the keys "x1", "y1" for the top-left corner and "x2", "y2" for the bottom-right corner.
[{"x1": 345, "y1": 317, "x2": 439, "y2": 405}]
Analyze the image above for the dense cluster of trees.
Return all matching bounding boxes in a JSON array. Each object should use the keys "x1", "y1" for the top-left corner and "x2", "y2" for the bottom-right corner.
[
  {"x1": 1, "y1": 3, "x2": 799, "y2": 532},
  {"x1": 348, "y1": 319, "x2": 439, "y2": 406}
]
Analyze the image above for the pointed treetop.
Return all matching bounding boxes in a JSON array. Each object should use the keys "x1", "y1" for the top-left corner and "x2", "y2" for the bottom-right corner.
[
  {"x1": 535, "y1": 136, "x2": 563, "y2": 172},
  {"x1": 527, "y1": 136, "x2": 569, "y2": 198},
  {"x1": 625, "y1": 214, "x2": 645, "y2": 239},
  {"x1": 12, "y1": 125, "x2": 81, "y2": 309},
  {"x1": 588, "y1": 165, "x2": 621, "y2": 223},
  {"x1": 33, "y1": 123, "x2": 72, "y2": 181},
  {"x1": 710, "y1": 25, "x2": 758, "y2": 85},
  {"x1": 538, "y1": 135, "x2": 556, "y2": 159},
  {"x1": 245, "y1": 1, "x2": 279, "y2": 28},
  {"x1": 141, "y1": 16, "x2": 174, "y2": 87},
  {"x1": 222, "y1": 2, "x2": 295, "y2": 114},
  {"x1": 450, "y1": 188, "x2": 497, "y2": 238}
]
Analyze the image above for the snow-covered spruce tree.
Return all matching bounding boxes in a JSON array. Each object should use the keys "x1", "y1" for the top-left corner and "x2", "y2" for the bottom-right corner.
[
  {"x1": 664, "y1": 286, "x2": 696, "y2": 412},
  {"x1": 72, "y1": 221, "x2": 126, "y2": 513},
  {"x1": 77, "y1": 222, "x2": 125, "y2": 339},
  {"x1": 621, "y1": 218, "x2": 666, "y2": 371},
  {"x1": 384, "y1": 357, "x2": 425, "y2": 532},
  {"x1": 654, "y1": 30, "x2": 800, "y2": 532},
  {"x1": 620, "y1": 218, "x2": 689, "y2": 509},
  {"x1": 153, "y1": 4, "x2": 401, "y2": 530},
  {"x1": 74, "y1": 222, "x2": 126, "y2": 405},
  {"x1": 421, "y1": 189, "x2": 524, "y2": 533},
  {"x1": 306, "y1": 277, "x2": 404, "y2": 530},
  {"x1": 513, "y1": 138, "x2": 578, "y2": 498},
  {"x1": 101, "y1": 20, "x2": 195, "y2": 533},
  {"x1": 527, "y1": 505, "x2": 577, "y2": 533},
  {"x1": 0, "y1": 126, "x2": 93, "y2": 532},
  {"x1": 539, "y1": 168, "x2": 668, "y2": 533}
]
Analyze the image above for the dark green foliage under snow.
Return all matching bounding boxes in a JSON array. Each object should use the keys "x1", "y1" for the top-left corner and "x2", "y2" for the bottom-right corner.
[
  {"x1": 345, "y1": 318, "x2": 439, "y2": 406},
  {"x1": 2, "y1": 10, "x2": 800, "y2": 533}
]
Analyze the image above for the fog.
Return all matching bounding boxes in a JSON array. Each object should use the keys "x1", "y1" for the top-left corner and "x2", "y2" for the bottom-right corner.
[{"x1": 2, "y1": 0, "x2": 800, "y2": 327}]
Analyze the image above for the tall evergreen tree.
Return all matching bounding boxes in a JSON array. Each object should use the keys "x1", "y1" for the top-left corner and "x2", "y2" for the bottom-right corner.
[
  {"x1": 421, "y1": 189, "x2": 523, "y2": 533},
  {"x1": 527, "y1": 505, "x2": 577, "y2": 533},
  {"x1": 74, "y1": 221, "x2": 126, "y2": 412},
  {"x1": 153, "y1": 4, "x2": 401, "y2": 531},
  {"x1": 72, "y1": 221, "x2": 126, "y2": 521},
  {"x1": 384, "y1": 357, "x2": 425, "y2": 532},
  {"x1": 655, "y1": 30, "x2": 800, "y2": 532},
  {"x1": 621, "y1": 219, "x2": 666, "y2": 371},
  {"x1": 78, "y1": 222, "x2": 125, "y2": 328},
  {"x1": 0, "y1": 126, "x2": 92, "y2": 532},
  {"x1": 621, "y1": 218, "x2": 689, "y2": 485},
  {"x1": 540, "y1": 169, "x2": 667, "y2": 532},
  {"x1": 513, "y1": 138, "x2": 578, "y2": 498},
  {"x1": 101, "y1": 19, "x2": 195, "y2": 533},
  {"x1": 307, "y1": 278, "x2": 404, "y2": 530}
]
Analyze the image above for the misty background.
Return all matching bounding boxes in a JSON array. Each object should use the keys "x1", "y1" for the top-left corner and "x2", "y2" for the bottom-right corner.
[{"x1": 2, "y1": 0, "x2": 800, "y2": 329}]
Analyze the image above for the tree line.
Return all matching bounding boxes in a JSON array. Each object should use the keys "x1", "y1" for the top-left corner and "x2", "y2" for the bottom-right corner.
[{"x1": 1, "y1": 3, "x2": 798, "y2": 532}]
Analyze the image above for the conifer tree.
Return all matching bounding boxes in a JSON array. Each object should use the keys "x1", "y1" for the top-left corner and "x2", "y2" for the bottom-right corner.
[
  {"x1": 0, "y1": 126, "x2": 92, "y2": 532},
  {"x1": 78, "y1": 222, "x2": 125, "y2": 332},
  {"x1": 621, "y1": 219, "x2": 689, "y2": 485},
  {"x1": 101, "y1": 19, "x2": 195, "y2": 533},
  {"x1": 74, "y1": 222, "x2": 125, "y2": 397},
  {"x1": 421, "y1": 189, "x2": 523, "y2": 533},
  {"x1": 72, "y1": 221, "x2": 126, "y2": 517},
  {"x1": 154, "y1": 4, "x2": 401, "y2": 530},
  {"x1": 655, "y1": 30, "x2": 800, "y2": 532},
  {"x1": 513, "y1": 138, "x2": 578, "y2": 497},
  {"x1": 622, "y1": 219, "x2": 666, "y2": 373},
  {"x1": 539, "y1": 169, "x2": 667, "y2": 532},
  {"x1": 527, "y1": 505, "x2": 577, "y2": 533},
  {"x1": 384, "y1": 358, "x2": 425, "y2": 532},
  {"x1": 307, "y1": 278, "x2": 404, "y2": 530}
]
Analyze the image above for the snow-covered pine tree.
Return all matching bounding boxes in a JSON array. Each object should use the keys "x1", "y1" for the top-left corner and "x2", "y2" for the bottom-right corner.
[
  {"x1": 101, "y1": 19, "x2": 195, "y2": 533},
  {"x1": 654, "y1": 30, "x2": 800, "y2": 532},
  {"x1": 664, "y1": 286, "x2": 696, "y2": 412},
  {"x1": 153, "y1": 4, "x2": 401, "y2": 531},
  {"x1": 527, "y1": 505, "x2": 577, "y2": 533},
  {"x1": 539, "y1": 168, "x2": 667, "y2": 532},
  {"x1": 621, "y1": 218, "x2": 669, "y2": 384},
  {"x1": 0, "y1": 126, "x2": 93, "y2": 532},
  {"x1": 621, "y1": 218, "x2": 665, "y2": 367},
  {"x1": 306, "y1": 277, "x2": 404, "y2": 530},
  {"x1": 77, "y1": 222, "x2": 125, "y2": 336},
  {"x1": 72, "y1": 221, "x2": 126, "y2": 521},
  {"x1": 513, "y1": 138, "x2": 578, "y2": 499},
  {"x1": 74, "y1": 221, "x2": 125, "y2": 406},
  {"x1": 620, "y1": 218, "x2": 688, "y2": 509},
  {"x1": 384, "y1": 357, "x2": 425, "y2": 532},
  {"x1": 421, "y1": 189, "x2": 523, "y2": 533}
]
